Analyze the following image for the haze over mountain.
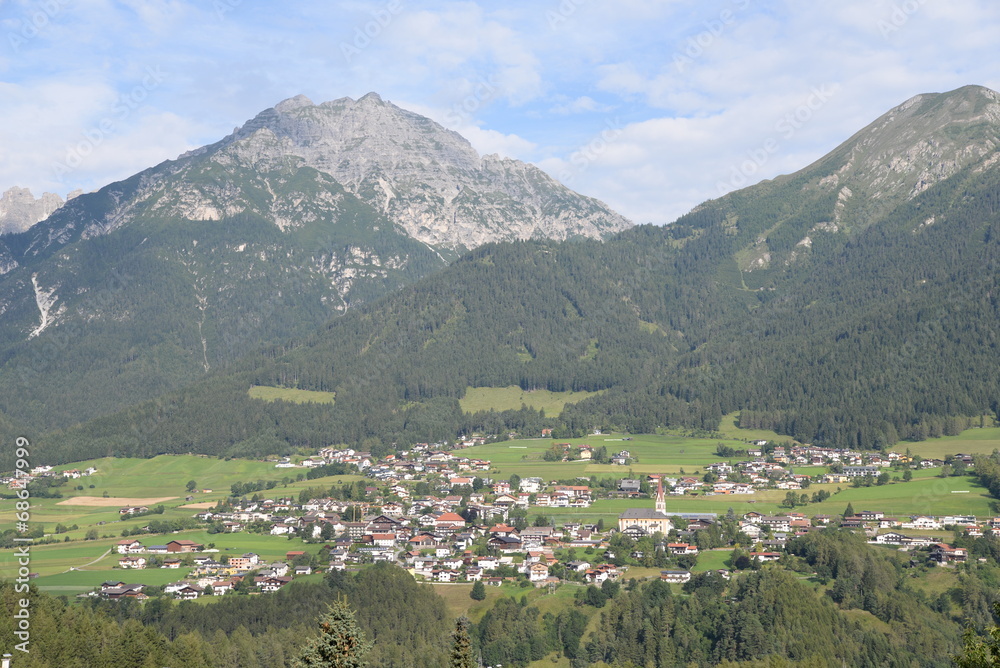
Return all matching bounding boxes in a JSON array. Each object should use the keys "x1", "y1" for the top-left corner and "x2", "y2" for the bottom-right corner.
[
  {"x1": 12, "y1": 85, "x2": 999, "y2": 466},
  {"x1": 0, "y1": 93, "x2": 629, "y2": 433}
]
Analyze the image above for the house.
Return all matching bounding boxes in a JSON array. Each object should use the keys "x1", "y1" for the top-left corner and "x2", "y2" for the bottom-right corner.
[
  {"x1": 660, "y1": 570, "x2": 692, "y2": 584},
  {"x1": 166, "y1": 540, "x2": 202, "y2": 553},
  {"x1": 488, "y1": 536, "x2": 523, "y2": 553},
  {"x1": 619, "y1": 479, "x2": 642, "y2": 495},
  {"x1": 749, "y1": 552, "x2": 782, "y2": 562},
  {"x1": 527, "y1": 563, "x2": 550, "y2": 582},
  {"x1": 666, "y1": 543, "x2": 698, "y2": 555},
  {"x1": 931, "y1": 543, "x2": 968, "y2": 564},
  {"x1": 116, "y1": 539, "x2": 144, "y2": 554},
  {"x1": 434, "y1": 512, "x2": 466, "y2": 532},
  {"x1": 760, "y1": 516, "x2": 792, "y2": 533},
  {"x1": 162, "y1": 558, "x2": 182, "y2": 569},
  {"x1": 118, "y1": 556, "x2": 147, "y2": 569},
  {"x1": 174, "y1": 585, "x2": 204, "y2": 600}
]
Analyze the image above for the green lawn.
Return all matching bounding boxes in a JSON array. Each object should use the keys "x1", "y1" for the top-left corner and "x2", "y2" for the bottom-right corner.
[
  {"x1": 459, "y1": 386, "x2": 604, "y2": 416},
  {"x1": 692, "y1": 549, "x2": 733, "y2": 572},
  {"x1": 248, "y1": 385, "x2": 336, "y2": 405}
]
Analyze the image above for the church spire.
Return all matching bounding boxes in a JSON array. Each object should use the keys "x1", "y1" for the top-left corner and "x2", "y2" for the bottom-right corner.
[{"x1": 655, "y1": 475, "x2": 666, "y2": 515}]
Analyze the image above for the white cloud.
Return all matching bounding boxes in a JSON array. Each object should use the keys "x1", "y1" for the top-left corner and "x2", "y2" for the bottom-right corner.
[
  {"x1": 549, "y1": 96, "x2": 615, "y2": 115},
  {"x1": 1, "y1": 0, "x2": 999, "y2": 227}
]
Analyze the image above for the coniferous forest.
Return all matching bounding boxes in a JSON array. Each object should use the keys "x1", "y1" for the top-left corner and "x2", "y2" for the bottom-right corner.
[
  {"x1": 6, "y1": 534, "x2": 1000, "y2": 667},
  {"x1": 11, "y1": 153, "x2": 999, "y2": 465}
]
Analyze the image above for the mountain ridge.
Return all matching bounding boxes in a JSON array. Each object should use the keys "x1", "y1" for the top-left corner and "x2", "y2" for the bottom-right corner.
[
  {"x1": 0, "y1": 92, "x2": 632, "y2": 434},
  {"x1": 19, "y1": 85, "x2": 1000, "y2": 462}
]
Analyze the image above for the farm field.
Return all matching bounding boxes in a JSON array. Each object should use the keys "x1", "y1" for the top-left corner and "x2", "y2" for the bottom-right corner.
[
  {"x1": 462, "y1": 432, "x2": 747, "y2": 480},
  {"x1": 248, "y1": 385, "x2": 336, "y2": 405},
  {"x1": 459, "y1": 386, "x2": 604, "y2": 415},
  {"x1": 905, "y1": 426, "x2": 1000, "y2": 459},
  {"x1": 0, "y1": 528, "x2": 324, "y2": 596}
]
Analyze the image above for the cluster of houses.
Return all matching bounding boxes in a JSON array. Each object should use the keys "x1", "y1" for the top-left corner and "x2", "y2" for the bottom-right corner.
[
  {"x1": 109, "y1": 538, "x2": 314, "y2": 599},
  {"x1": 2, "y1": 464, "x2": 97, "y2": 489}
]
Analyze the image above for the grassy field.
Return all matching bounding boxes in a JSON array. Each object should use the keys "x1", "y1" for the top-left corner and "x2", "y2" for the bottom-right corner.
[
  {"x1": 0, "y1": 453, "x2": 359, "y2": 593},
  {"x1": 905, "y1": 427, "x2": 1000, "y2": 459},
  {"x1": 0, "y1": 528, "x2": 326, "y2": 596},
  {"x1": 460, "y1": 386, "x2": 603, "y2": 416},
  {"x1": 461, "y1": 432, "x2": 746, "y2": 481},
  {"x1": 717, "y1": 411, "x2": 798, "y2": 444},
  {"x1": 248, "y1": 385, "x2": 336, "y2": 405}
]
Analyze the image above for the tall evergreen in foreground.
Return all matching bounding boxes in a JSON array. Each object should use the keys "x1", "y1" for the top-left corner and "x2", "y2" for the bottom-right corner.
[
  {"x1": 450, "y1": 617, "x2": 476, "y2": 668},
  {"x1": 294, "y1": 598, "x2": 373, "y2": 668}
]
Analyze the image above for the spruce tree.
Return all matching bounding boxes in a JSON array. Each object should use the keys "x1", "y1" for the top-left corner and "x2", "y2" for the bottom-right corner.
[
  {"x1": 843, "y1": 502, "x2": 855, "y2": 517},
  {"x1": 470, "y1": 579, "x2": 486, "y2": 601},
  {"x1": 450, "y1": 617, "x2": 476, "y2": 668},
  {"x1": 295, "y1": 598, "x2": 373, "y2": 668}
]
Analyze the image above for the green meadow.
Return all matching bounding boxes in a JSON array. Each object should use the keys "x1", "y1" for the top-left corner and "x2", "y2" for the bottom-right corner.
[
  {"x1": 248, "y1": 385, "x2": 336, "y2": 405},
  {"x1": 460, "y1": 386, "x2": 603, "y2": 416},
  {"x1": 462, "y1": 432, "x2": 745, "y2": 481},
  {"x1": 905, "y1": 426, "x2": 1000, "y2": 459},
  {"x1": 717, "y1": 411, "x2": 798, "y2": 444},
  {"x1": 0, "y1": 528, "x2": 327, "y2": 596}
]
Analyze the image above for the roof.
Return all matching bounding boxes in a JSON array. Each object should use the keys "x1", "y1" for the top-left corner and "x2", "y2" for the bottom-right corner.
[{"x1": 619, "y1": 508, "x2": 671, "y2": 520}]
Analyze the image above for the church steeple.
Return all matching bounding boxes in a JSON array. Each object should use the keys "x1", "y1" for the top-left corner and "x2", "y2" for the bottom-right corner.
[{"x1": 655, "y1": 475, "x2": 666, "y2": 515}]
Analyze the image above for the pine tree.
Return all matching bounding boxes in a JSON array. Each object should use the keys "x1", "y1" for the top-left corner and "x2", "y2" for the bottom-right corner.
[
  {"x1": 295, "y1": 598, "x2": 373, "y2": 668},
  {"x1": 450, "y1": 617, "x2": 476, "y2": 668},
  {"x1": 470, "y1": 580, "x2": 486, "y2": 601},
  {"x1": 843, "y1": 502, "x2": 855, "y2": 517}
]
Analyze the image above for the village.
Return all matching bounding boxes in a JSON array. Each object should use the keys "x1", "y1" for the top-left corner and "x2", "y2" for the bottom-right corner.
[{"x1": 57, "y1": 437, "x2": 985, "y2": 603}]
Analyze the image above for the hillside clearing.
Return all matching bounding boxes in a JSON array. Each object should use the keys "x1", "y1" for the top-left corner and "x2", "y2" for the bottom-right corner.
[{"x1": 460, "y1": 386, "x2": 603, "y2": 415}]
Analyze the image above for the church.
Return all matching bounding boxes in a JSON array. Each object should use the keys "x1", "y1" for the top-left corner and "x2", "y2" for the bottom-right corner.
[{"x1": 617, "y1": 475, "x2": 674, "y2": 534}]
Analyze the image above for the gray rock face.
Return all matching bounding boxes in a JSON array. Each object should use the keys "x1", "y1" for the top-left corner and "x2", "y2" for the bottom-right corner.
[
  {"x1": 209, "y1": 92, "x2": 632, "y2": 249},
  {"x1": 0, "y1": 187, "x2": 65, "y2": 235},
  {"x1": 812, "y1": 85, "x2": 1000, "y2": 222}
]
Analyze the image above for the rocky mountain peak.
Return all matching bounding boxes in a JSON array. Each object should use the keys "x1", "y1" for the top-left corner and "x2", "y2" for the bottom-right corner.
[
  {"x1": 0, "y1": 187, "x2": 66, "y2": 235},
  {"x1": 813, "y1": 85, "x2": 1000, "y2": 207},
  {"x1": 208, "y1": 93, "x2": 630, "y2": 249}
]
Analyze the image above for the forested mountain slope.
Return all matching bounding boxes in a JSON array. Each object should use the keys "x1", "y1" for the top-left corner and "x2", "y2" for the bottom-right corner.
[
  {"x1": 0, "y1": 94, "x2": 628, "y2": 435},
  {"x1": 6, "y1": 86, "x2": 1000, "y2": 461}
]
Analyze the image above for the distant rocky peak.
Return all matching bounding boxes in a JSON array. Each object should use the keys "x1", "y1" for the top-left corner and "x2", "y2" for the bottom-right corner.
[
  {"x1": 0, "y1": 187, "x2": 65, "y2": 235},
  {"x1": 206, "y1": 92, "x2": 630, "y2": 249}
]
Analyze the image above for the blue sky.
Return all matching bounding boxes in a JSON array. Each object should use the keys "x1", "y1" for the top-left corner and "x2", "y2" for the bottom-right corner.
[{"x1": 1, "y1": 0, "x2": 998, "y2": 224}]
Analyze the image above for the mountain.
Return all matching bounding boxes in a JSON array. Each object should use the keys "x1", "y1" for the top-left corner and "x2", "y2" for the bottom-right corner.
[
  {"x1": 27, "y1": 85, "x2": 1000, "y2": 464},
  {"x1": 201, "y1": 92, "x2": 631, "y2": 249},
  {"x1": 0, "y1": 93, "x2": 629, "y2": 434},
  {"x1": 0, "y1": 186, "x2": 75, "y2": 235},
  {"x1": 689, "y1": 84, "x2": 1000, "y2": 287},
  {"x1": 6, "y1": 84, "x2": 1000, "y2": 464}
]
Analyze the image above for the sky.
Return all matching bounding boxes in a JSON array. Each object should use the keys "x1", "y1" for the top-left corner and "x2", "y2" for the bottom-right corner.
[{"x1": 1, "y1": 0, "x2": 998, "y2": 225}]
